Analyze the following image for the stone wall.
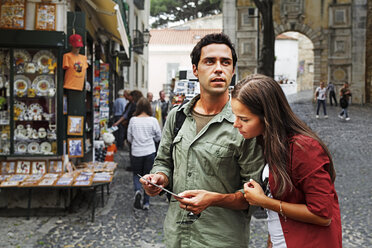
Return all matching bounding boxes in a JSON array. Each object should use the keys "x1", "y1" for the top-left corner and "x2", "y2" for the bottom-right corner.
[{"x1": 366, "y1": 0, "x2": 372, "y2": 103}]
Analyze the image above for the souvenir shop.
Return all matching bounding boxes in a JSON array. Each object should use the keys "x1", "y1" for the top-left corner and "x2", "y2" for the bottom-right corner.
[{"x1": 0, "y1": 1, "x2": 122, "y2": 219}]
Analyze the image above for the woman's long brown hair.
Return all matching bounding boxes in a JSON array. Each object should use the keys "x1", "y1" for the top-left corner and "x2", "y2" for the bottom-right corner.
[{"x1": 231, "y1": 74, "x2": 335, "y2": 197}]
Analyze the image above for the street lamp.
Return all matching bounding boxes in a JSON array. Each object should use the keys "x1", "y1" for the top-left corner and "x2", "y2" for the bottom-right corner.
[
  {"x1": 132, "y1": 29, "x2": 151, "y2": 54},
  {"x1": 142, "y1": 29, "x2": 151, "y2": 46}
]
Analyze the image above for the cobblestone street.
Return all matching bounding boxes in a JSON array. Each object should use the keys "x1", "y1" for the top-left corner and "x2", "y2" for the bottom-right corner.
[{"x1": 1, "y1": 90, "x2": 371, "y2": 247}]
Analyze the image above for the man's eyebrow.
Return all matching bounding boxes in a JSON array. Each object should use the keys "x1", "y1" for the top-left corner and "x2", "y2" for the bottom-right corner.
[{"x1": 202, "y1": 57, "x2": 232, "y2": 61}]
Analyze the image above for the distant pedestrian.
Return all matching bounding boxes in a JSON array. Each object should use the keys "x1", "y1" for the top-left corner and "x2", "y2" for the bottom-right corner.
[
  {"x1": 315, "y1": 81, "x2": 328, "y2": 119},
  {"x1": 127, "y1": 97, "x2": 161, "y2": 210},
  {"x1": 157, "y1": 90, "x2": 170, "y2": 126},
  {"x1": 339, "y1": 82, "x2": 352, "y2": 121},
  {"x1": 327, "y1": 82, "x2": 337, "y2": 106},
  {"x1": 113, "y1": 89, "x2": 128, "y2": 149}
]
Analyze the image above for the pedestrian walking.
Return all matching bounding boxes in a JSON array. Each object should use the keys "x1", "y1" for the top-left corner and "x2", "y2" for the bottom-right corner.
[
  {"x1": 113, "y1": 90, "x2": 143, "y2": 171},
  {"x1": 140, "y1": 33, "x2": 264, "y2": 247},
  {"x1": 315, "y1": 81, "x2": 328, "y2": 118},
  {"x1": 113, "y1": 89, "x2": 128, "y2": 149},
  {"x1": 231, "y1": 74, "x2": 342, "y2": 248},
  {"x1": 339, "y1": 82, "x2": 352, "y2": 121},
  {"x1": 157, "y1": 90, "x2": 170, "y2": 127},
  {"x1": 127, "y1": 97, "x2": 161, "y2": 210},
  {"x1": 327, "y1": 82, "x2": 337, "y2": 106}
]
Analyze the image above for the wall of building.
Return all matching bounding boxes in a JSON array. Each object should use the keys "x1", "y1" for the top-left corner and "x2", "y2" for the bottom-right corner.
[
  {"x1": 123, "y1": 0, "x2": 150, "y2": 94},
  {"x1": 148, "y1": 44, "x2": 194, "y2": 99},
  {"x1": 366, "y1": 0, "x2": 372, "y2": 103}
]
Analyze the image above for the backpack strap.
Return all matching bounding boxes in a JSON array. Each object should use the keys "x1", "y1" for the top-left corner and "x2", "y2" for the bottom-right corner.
[{"x1": 169, "y1": 99, "x2": 189, "y2": 159}]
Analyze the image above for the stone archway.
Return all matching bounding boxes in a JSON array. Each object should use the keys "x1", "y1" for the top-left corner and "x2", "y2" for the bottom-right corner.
[{"x1": 274, "y1": 23, "x2": 325, "y2": 89}]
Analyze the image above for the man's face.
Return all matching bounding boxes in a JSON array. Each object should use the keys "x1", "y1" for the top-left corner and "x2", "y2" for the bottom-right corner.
[
  {"x1": 193, "y1": 43, "x2": 235, "y2": 96},
  {"x1": 159, "y1": 91, "x2": 165, "y2": 100},
  {"x1": 147, "y1": 93, "x2": 153, "y2": 102}
]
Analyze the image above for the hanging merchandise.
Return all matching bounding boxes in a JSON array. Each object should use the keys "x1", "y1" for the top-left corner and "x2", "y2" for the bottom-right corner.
[
  {"x1": 63, "y1": 34, "x2": 88, "y2": 91},
  {"x1": 93, "y1": 61, "x2": 110, "y2": 140}
]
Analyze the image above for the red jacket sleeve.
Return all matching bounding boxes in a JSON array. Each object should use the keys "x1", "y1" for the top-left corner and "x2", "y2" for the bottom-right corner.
[{"x1": 291, "y1": 137, "x2": 334, "y2": 219}]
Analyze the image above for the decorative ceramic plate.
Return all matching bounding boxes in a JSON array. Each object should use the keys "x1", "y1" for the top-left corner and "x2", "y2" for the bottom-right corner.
[
  {"x1": 32, "y1": 75, "x2": 54, "y2": 96},
  {"x1": 28, "y1": 142, "x2": 39, "y2": 154},
  {"x1": 6, "y1": 49, "x2": 31, "y2": 68},
  {"x1": 28, "y1": 103, "x2": 43, "y2": 118},
  {"x1": 14, "y1": 100, "x2": 27, "y2": 116},
  {"x1": 16, "y1": 142, "x2": 27, "y2": 153},
  {"x1": 14, "y1": 75, "x2": 31, "y2": 95},
  {"x1": 40, "y1": 142, "x2": 52, "y2": 153},
  {"x1": 32, "y1": 50, "x2": 56, "y2": 72}
]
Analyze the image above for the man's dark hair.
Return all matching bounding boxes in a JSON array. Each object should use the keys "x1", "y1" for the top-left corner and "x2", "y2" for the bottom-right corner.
[
  {"x1": 190, "y1": 33, "x2": 237, "y2": 68},
  {"x1": 130, "y1": 90, "x2": 143, "y2": 103}
]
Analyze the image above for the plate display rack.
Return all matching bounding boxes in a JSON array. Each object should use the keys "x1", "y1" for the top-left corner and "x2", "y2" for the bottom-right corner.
[{"x1": 0, "y1": 48, "x2": 59, "y2": 156}]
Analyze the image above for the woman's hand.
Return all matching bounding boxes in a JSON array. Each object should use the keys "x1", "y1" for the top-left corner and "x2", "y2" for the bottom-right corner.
[{"x1": 243, "y1": 179, "x2": 267, "y2": 206}]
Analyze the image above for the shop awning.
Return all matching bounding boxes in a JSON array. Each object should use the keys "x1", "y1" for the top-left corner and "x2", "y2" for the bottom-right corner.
[{"x1": 83, "y1": 0, "x2": 130, "y2": 57}]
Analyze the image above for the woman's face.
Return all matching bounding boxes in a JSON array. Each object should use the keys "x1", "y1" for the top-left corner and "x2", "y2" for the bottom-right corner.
[{"x1": 231, "y1": 98, "x2": 264, "y2": 139}]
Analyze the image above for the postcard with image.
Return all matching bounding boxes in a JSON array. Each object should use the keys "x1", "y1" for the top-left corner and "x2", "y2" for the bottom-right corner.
[
  {"x1": 31, "y1": 161, "x2": 46, "y2": 174},
  {"x1": 16, "y1": 161, "x2": 31, "y2": 174},
  {"x1": 38, "y1": 178, "x2": 58, "y2": 186},
  {"x1": 48, "y1": 160, "x2": 63, "y2": 173}
]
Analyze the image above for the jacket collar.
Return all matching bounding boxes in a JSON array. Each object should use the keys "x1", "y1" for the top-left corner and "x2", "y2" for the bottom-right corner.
[{"x1": 178, "y1": 94, "x2": 235, "y2": 123}]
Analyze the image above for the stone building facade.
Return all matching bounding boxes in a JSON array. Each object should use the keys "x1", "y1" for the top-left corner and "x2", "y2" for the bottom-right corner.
[{"x1": 223, "y1": 0, "x2": 369, "y2": 103}]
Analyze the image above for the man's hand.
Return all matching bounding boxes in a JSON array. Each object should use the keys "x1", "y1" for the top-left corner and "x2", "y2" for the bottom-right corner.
[
  {"x1": 175, "y1": 190, "x2": 216, "y2": 215},
  {"x1": 139, "y1": 173, "x2": 168, "y2": 196}
]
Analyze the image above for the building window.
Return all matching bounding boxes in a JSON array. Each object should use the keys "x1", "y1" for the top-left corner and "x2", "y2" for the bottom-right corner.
[
  {"x1": 308, "y1": 63, "x2": 314, "y2": 73},
  {"x1": 242, "y1": 42, "x2": 253, "y2": 56},
  {"x1": 135, "y1": 61, "x2": 138, "y2": 87},
  {"x1": 142, "y1": 65, "x2": 145, "y2": 88},
  {"x1": 335, "y1": 40, "x2": 345, "y2": 52},
  {"x1": 334, "y1": 9, "x2": 346, "y2": 24},
  {"x1": 242, "y1": 13, "x2": 254, "y2": 27}
]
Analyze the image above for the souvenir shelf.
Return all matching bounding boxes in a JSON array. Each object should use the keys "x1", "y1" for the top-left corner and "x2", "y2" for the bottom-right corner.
[{"x1": 0, "y1": 30, "x2": 65, "y2": 157}]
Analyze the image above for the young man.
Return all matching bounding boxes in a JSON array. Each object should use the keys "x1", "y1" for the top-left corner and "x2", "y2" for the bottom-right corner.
[
  {"x1": 339, "y1": 82, "x2": 352, "y2": 121},
  {"x1": 113, "y1": 89, "x2": 128, "y2": 149},
  {"x1": 140, "y1": 33, "x2": 264, "y2": 248},
  {"x1": 158, "y1": 90, "x2": 170, "y2": 126}
]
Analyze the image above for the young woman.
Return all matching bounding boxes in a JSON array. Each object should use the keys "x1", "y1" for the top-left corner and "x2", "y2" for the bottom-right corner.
[
  {"x1": 231, "y1": 74, "x2": 342, "y2": 248},
  {"x1": 127, "y1": 97, "x2": 161, "y2": 210}
]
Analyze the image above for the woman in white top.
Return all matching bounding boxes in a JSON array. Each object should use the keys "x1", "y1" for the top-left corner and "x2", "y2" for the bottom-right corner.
[
  {"x1": 314, "y1": 81, "x2": 328, "y2": 119},
  {"x1": 127, "y1": 97, "x2": 161, "y2": 210}
]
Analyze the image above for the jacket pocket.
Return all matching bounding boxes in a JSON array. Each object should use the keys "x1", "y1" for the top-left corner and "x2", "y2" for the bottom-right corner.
[{"x1": 204, "y1": 143, "x2": 234, "y2": 176}]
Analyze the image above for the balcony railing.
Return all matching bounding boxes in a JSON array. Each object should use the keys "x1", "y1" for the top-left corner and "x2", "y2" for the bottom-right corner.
[
  {"x1": 134, "y1": 0, "x2": 144, "y2": 10},
  {"x1": 132, "y1": 29, "x2": 144, "y2": 54}
]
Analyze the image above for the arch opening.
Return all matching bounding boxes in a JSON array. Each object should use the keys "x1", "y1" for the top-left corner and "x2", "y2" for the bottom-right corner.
[{"x1": 274, "y1": 31, "x2": 314, "y2": 96}]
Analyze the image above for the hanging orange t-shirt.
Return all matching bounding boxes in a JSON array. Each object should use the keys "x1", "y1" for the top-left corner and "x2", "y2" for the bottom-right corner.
[
  {"x1": 105, "y1": 144, "x2": 117, "y2": 162},
  {"x1": 63, "y1": 52, "x2": 88, "y2": 91}
]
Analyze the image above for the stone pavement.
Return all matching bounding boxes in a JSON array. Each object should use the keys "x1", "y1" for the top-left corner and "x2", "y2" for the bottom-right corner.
[{"x1": 1, "y1": 90, "x2": 371, "y2": 247}]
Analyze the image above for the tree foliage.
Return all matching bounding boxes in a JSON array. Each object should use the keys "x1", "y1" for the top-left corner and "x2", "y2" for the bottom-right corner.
[{"x1": 150, "y1": 0, "x2": 222, "y2": 28}]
